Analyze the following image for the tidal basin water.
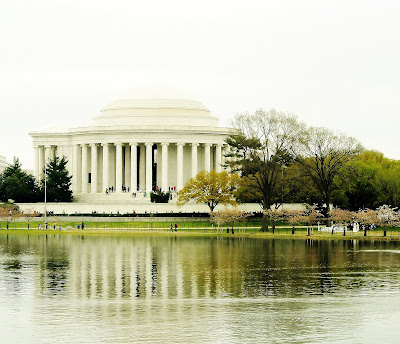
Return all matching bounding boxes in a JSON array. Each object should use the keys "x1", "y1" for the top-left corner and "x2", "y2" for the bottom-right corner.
[{"x1": 1, "y1": 233, "x2": 400, "y2": 343}]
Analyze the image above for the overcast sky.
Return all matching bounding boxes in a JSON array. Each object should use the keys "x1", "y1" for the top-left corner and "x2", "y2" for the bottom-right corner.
[{"x1": 1, "y1": 0, "x2": 399, "y2": 169}]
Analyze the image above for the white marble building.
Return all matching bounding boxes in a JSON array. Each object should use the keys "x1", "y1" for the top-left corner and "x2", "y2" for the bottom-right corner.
[
  {"x1": 29, "y1": 87, "x2": 232, "y2": 204},
  {"x1": 0, "y1": 155, "x2": 8, "y2": 174}
]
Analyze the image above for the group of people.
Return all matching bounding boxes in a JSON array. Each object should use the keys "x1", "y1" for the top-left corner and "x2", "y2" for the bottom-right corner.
[
  {"x1": 104, "y1": 185, "x2": 181, "y2": 198},
  {"x1": 105, "y1": 186, "x2": 131, "y2": 194}
]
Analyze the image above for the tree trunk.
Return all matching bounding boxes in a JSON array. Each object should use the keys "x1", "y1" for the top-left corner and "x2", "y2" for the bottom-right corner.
[
  {"x1": 261, "y1": 214, "x2": 269, "y2": 232},
  {"x1": 272, "y1": 219, "x2": 275, "y2": 234}
]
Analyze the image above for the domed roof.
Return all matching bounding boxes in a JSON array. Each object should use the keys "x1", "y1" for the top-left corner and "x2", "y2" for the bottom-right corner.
[{"x1": 91, "y1": 85, "x2": 219, "y2": 128}]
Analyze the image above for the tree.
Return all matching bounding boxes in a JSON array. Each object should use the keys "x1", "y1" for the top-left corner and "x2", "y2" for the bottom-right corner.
[
  {"x1": 0, "y1": 203, "x2": 21, "y2": 229},
  {"x1": 282, "y1": 210, "x2": 304, "y2": 234},
  {"x1": 177, "y1": 170, "x2": 241, "y2": 212},
  {"x1": 355, "y1": 209, "x2": 377, "y2": 237},
  {"x1": 375, "y1": 160, "x2": 400, "y2": 208},
  {"x1": 375, "y1": 204, "x2": 399, "y2": 237},
  {"x1": 210, "y1": 210, "x2": 249, "y2": 233},
  {"x1": 335, "y1": 151, "x2": 383, "y2": 210},
  {"x1": 302, "y1": 204, "x2": 324, "y2": 235},
  {"x1": 0, "y1": 157, "x2": 40, "y2": 203},
  {"x1": 329, "y1": 207, "x2": 353, "y2": 235},
  {"x1": 263, "y1": 208, "x2": 283, "y2": 234},
  {"x1": 297, "y1": 127, "x2": 363, "y2": 219},
  {"x1": 41, "y1": 156, "x2": 73, "y2": 202},
  {"x1": 226, "y1": 109, "x2": 306, "y2": 231}
]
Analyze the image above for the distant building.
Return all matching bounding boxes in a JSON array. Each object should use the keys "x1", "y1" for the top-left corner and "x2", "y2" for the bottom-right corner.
[
  {"x1": 0, "y1": 155, "x2": 8, "y2": 174},
  {"x1": 29, "y1": 86, "x2": 232, "y2": 204}
]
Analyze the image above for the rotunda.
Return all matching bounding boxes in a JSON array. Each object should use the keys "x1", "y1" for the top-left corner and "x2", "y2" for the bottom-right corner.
[{"x1": 29, "y1": 86, "x2": 232, "y2": 203}]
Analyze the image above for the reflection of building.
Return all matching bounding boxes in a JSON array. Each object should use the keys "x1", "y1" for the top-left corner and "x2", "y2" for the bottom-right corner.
[
  {"x1": 29, "y1": 86, "x2": 231, "y2": 204},
  {"x1": 0, "y1": 155, "x2": 7, "y2": 173}
]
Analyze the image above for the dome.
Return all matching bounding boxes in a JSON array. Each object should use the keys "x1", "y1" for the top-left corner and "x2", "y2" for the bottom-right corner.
[{"x1": 90, "y1": 85, "x2": 219, "y2": 128}]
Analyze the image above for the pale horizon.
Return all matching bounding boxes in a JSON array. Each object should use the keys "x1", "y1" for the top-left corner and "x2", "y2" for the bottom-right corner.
[{"x1": 1, "y1": 0, "x2": 399, "y2": 169}]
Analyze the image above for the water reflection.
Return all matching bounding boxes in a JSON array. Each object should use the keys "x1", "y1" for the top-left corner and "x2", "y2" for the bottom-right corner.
[
  {"x1": 1, "y1": 233, "x2": 400, "y2": 343},
  {"x1": 0, "y1": 234, "x2": 400, "y2": 301}
]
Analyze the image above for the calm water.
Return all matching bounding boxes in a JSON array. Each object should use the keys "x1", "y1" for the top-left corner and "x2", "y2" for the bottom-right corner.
[{"x1": 1, "y1": 233, "x2": 400, "y2": 343}]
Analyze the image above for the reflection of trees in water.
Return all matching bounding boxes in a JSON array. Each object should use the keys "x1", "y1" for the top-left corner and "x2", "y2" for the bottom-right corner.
[
  {"x1": 1, "y1": 233, "x2": 400, "y2": 301},
  {"x1": 44, "y1": 259, "x2": 69, "y2": 294}
]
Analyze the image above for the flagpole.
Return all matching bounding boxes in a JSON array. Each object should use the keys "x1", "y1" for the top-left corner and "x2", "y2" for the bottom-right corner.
[{"x1": 44, "y1": 162, "x2": 47, "y2": 229}]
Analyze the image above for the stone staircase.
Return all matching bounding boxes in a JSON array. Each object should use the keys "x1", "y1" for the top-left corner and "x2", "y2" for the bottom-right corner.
[{"x1": 73, "y1": 192, "x2": 178, "y2": 205}]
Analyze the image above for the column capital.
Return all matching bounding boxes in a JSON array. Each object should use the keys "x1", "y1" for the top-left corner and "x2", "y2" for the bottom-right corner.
[
  {"x1": 44, "y1": 145, "x2": 52, "y2": 149},
  {"x1": 145, "y1": 142, "x2": 153, "y2": 147},
  {"x1": 176, "y1": 142, "x2": 185, "y2": 147},
  {"x1": 114, "y1": 142, "x2": 123, "y2": 147},
  {"x1": 89, "y1": 143, "x2": 98, "y2": 147},
  {"x1": 204, "y1": 143, "x2": 212, "y2": 147},
  {"x1": 80, "y1": 143, "x2": 87, "y2": 148},
  {"x1": 101, "y1": 143, "x2": 109, "y2": 147},
  {"x1": 191, "y1": 143, "x2": 199, "y2": 147},
  {"x1": 129, "y1": 142, "x2": 138, "y2": 147},
  {"x1": 215, "y1": 143, "x2": 222, "y2": 147},
  {"x1": 161, "y1": 142, "x2": 169, "y2": 146}
]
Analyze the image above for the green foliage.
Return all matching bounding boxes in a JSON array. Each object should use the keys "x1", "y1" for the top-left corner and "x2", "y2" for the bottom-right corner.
[
  {"x1": 0, "y1": 157, "x2": 40, "y2": 202},
  {"x1": 41, "y1": 156, "x2": 73, "y2": 202},
  {"x1": 334, "y1": 151, "x2": 382, "y2": 210},
  {"x1": 150, "y1": 190, "x2": 170, "y2": 203}
]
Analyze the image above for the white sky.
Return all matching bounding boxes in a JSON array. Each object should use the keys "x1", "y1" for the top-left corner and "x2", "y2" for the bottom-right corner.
[{"x1": 1, "y1": 0, "x2": 400, "y2": 169}]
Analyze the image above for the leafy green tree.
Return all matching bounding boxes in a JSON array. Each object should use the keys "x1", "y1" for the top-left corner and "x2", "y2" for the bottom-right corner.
[
  {"x1": 0, "y1": 158, "x2": 40, "y2": 202},
  {"x1": 41, "y1": 156, "x2": 73, "y2": 202},
  {"x1": 226, "y1": 109, "x2": 306, "y2": 231},
  {"x1": 375, "y1": 159, "x2": 400, "y2": 208},
  {"x1": 177, "y1": 170, "x2": 241, "y2": 212},
  {"x1": 335, "y1": 151, "x2": 383, "y2": 210}
]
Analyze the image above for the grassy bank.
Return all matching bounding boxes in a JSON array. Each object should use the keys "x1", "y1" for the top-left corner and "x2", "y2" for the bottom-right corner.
[{"x1": 1, "y1": 227, "x2": 400, "y2": 241}]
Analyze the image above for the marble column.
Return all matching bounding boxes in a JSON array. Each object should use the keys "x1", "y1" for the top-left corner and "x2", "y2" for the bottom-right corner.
[
  {"x1": 225, "y1": 145, "x2": 231, "y2": 172},
  {"x1": 204, "y1": 143, "x2": 211, "y2": 172},
  {"x1": 102, "y1": 143, "x2": 109, "y2": 192},
  {"x1": 139, "y1": 145, "x2": 146, "y2": 191},
  {"x1": 161, "y1": 143, "x2": 169, "y2": 192},
  {"x1": 215, "y1": 144, "x2": 222, "y2": 172},
  {"x1": 115, "y1": 143, "x2": 123, "y2": 192},
  {"x1": 145, "y1": 143, "x2": 153, "y2": 192},
  {"x1": 44, "y1": 145, "x2": 51, "y2": 165},
  {"x1": 38, "y1": 146, "x2": 44, "y2": 178},
  {"x1": 130, "y1": 143, "x2": 137, "y2": 192},
  {"x1": 90, "y1": 144, "x2": 98, "y2": 193},
  {"x1": 73, "y1": 144, "x2": 81, "y2": 193},
  {"x1": 191, "y1": 143, "x2": 198, "y2": 178},
  {"x1": 50, "y1": 146, "x2": 56, "y2": 160},
  {"x1": 33, "y1": 146, "x2": 39, "y2": 180},
  {"x1": 125, "y1": 145, "x2": 131, "y2": 189},
  {"x1": 81, "y1": 144, "x2": 88, "y2": 193},
  {"x1": 177, "y1": 143, "x2": 184, "y2": 191}
]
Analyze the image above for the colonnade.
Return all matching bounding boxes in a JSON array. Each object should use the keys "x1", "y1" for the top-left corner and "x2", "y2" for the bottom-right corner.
[{"x1": 33, "y1": 142, "x2": 228, "y2": 194}]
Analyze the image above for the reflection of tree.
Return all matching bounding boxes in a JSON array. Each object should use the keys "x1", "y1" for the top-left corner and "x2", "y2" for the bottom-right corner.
[
  {"x1": 45, "y1": 259, "x2": 69, "y2": 293},
  {"x1": 1, "y1": 233, "x2": 400, "y2": 302}
]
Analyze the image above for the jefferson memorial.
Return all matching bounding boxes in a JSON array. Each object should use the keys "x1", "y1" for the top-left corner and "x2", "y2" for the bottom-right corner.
[{"x1": 29, "y1": 86, "x2": 232, "y2": 208}]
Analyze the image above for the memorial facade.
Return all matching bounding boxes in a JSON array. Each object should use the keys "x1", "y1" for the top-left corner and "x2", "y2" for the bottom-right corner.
[{"x1": 29, "y1": 87, "x2": 232, "y2": 202}]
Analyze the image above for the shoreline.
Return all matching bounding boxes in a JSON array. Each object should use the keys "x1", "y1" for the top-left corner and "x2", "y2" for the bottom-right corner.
[{"x1": 1, "y1": 228, "x2": 399, "y2": 241}]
